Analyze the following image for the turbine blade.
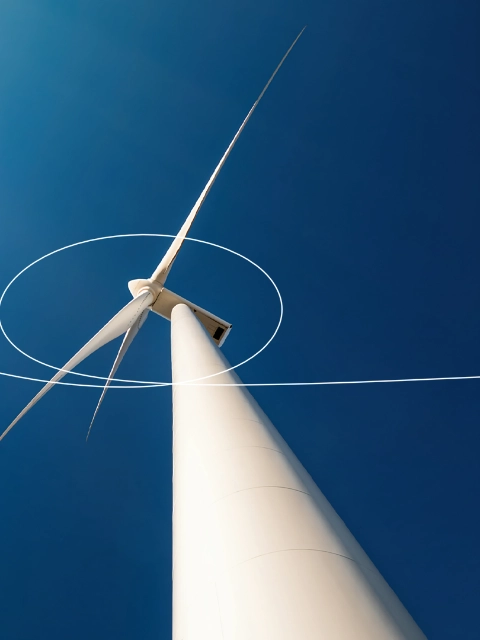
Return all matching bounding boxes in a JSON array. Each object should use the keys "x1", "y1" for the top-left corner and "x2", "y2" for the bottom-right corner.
[
  {"x1": 0, "y1": 291, "x2": 153, "y2": 442},
  {"x1": 86, "y1": 309, "x2": 149, "y2": 441},
  {"x1": 151, "y1": 27, "x2": 306, "y2": 285}
]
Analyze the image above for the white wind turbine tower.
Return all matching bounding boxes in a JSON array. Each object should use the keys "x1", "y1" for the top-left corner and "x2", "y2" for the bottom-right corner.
[{"x1": 2, "y1": 30, "x2": 427, "y2": 640}]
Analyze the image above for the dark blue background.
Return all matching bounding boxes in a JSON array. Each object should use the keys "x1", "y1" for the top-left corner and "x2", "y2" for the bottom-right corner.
[{"x1": 1, "y1": 1, "x2": 479, "y2": 638}]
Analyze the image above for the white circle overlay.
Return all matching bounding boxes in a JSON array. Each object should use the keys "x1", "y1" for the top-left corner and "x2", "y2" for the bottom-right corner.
[{"x1": 0, "y1": 234, "x2": 283, "y2": 389}]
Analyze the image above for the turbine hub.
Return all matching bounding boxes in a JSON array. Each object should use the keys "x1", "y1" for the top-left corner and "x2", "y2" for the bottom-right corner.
[{"x1": 128, "y1": 278, "x2": 163, "y2": 302}]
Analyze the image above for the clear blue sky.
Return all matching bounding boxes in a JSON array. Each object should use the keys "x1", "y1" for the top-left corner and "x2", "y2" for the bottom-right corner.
[{"x1": 0, "y1": 1, "x2": 479, "y2": 638}]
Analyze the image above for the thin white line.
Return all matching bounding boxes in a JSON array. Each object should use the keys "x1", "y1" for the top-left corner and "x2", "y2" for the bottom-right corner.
[
  {"x1": 2, "y1": 237, "x2": 478, "y2": 390},
  {"x1": 175, "y1": 375, "x2": 480, "y2": 386},
  {"x1": 0, "y1": 370, "x2": 479, "y2": 388},
  {"x1": 0, "y1": 234, "x2": 283, "y2": 386}
]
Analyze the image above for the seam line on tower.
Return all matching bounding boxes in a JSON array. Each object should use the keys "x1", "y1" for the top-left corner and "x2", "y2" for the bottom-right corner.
[
  {"x1": 213, "y1": 485, "x2": 311, "y2": 504},
  {"x1": 214, "y1": 445, "x2": 284, "y2": 455},
  {"x1": 229, "y1": 548, "x2": 363, "y2": 571}
]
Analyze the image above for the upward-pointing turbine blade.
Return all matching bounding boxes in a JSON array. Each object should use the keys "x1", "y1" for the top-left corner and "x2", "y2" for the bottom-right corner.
[
  {"x1": 86, "y1": 308, "x2": 149, "y2": 441},
  {"x1": 150, "y1": 27, "x2": 306, "y2": 285},
  {"x1": 0, "y1": 291, "x2": 153, "y2": 442}
]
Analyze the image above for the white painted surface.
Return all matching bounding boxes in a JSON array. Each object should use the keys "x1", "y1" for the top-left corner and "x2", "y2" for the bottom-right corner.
[
  {"x1": 171, "y1": 304, "x2": 427, "y2": 639},
  {"x1": 151, "y1": 29, "x2": 305, "y2": 286},
  {"x1": 152, "y1": 287, "x2": 231, "y2": 346},
  {"x1": 1, "y1": 290, "x2": 153, "y2": 441}
]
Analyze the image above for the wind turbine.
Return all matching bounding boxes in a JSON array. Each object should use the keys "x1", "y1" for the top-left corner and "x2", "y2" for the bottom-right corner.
[
  {"x1": 0, "y1": 26, "x2": 305, "y2": 443},
  {"x1": 1, "y1": 30, "x2": 427, "y2": 640}
]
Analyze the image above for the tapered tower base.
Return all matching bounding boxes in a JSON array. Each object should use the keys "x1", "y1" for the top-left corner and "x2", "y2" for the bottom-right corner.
[{"x1": 171, "y1": 304, "x2": 426, "y2": 640}]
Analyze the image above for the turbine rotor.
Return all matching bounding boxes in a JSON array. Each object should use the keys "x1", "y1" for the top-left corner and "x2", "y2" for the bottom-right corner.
[{"x1": 1, "y1": 28, "x2": 305, "y2": 441}]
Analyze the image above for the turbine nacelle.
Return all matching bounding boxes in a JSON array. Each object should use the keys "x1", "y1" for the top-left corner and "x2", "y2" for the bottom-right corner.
[{"x1": 129, "y1": 278, "x2": 232, "y2": 347}]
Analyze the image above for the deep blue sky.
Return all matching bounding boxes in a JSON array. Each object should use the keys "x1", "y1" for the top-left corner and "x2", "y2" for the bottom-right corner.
[{"x1": 0, "y1": 1, "x2": 479, "y2": 638}]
